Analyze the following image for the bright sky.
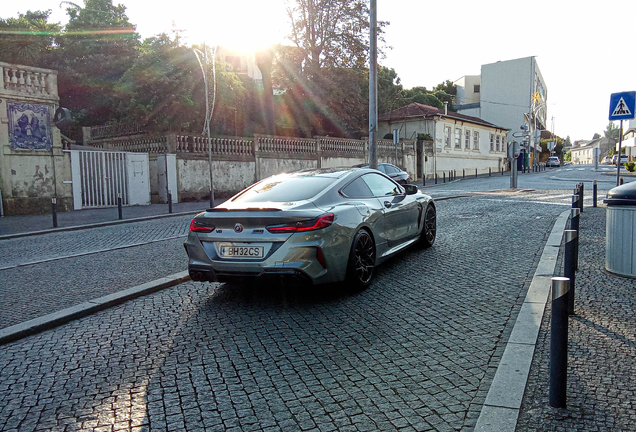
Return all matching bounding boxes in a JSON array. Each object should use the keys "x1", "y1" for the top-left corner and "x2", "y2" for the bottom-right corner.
[{"x1": 3, "y1": 0, "x2": 635, "y2": 142}]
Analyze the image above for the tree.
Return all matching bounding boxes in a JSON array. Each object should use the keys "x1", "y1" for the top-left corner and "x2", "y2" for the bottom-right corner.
[
  {"x1": 434, "y1": 80, "x2": 457, "y2": 96},
  {"x1": 286, "y1": 0, "x2": 387, "y2": 77},
  {"x1": 0, "y1": 10, "x2": 61, "y2": 66},
  {"x1": 115, "y1": 34, "x2": 200, "y2": 132},
  {"x1": 377, "y1": 66, "x2": 404, "y2": 114},
  {"x1": 604, "y1": 122, "x2": 620, "y2": 141},
  {"x1": 53, "y1": 0, "x2": 140, "y2": 138},
  {"x1": 592, "y1": 133, "x2": 601, "y2": 140}
]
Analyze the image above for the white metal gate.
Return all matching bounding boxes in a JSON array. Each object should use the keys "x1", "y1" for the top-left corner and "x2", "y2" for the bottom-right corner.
[{"x1": 70, "y1": 150, "x2": 150, "y2": 209}]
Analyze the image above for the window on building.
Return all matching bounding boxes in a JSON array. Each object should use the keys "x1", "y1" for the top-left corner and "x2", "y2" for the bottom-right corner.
[
  {"x1": 474, "y1": 85, "x2": 480, "y2": 93},
  {"x1": 444, "y1": 126, "x2": 451, "y2": 147},
  {"x1": 500, "y1": 135, "x2": 506, "y2": 152},
  {"x1": 496, "y1": 135, "x2": 500, "y2": 152},
  {"x1": 455, "y1": 128, "x2": 461, "y2": 148},
  {"x1": 490, "y1": 133, "x2": 494, "y2": 151},
  {"x1": 465, "y1": 129, "x2": 471, "y2": 149},
  {"x1": 473, "y1": 131, "x2": 479, "y2": 150}
]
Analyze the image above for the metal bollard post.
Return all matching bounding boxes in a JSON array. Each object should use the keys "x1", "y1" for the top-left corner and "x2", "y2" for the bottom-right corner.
[
  {"x1": 489, "y1": 167, "x2": 491, "y2": 177},
  {"x1": 579, "y1": 182, "x2": 584, "y2": 212},
  {"x1": 168, "y1": 190, "x2": 173, "y2": 213},
  {"x1": 463, "y1": 169, "x2": 465, "y2": 179},
  {"x1": 117, "y1": 193, "x2": 123, "y2": 220},
  {"x1": 51, "y1": 197, "x2": 58, "y2": 228},
  {"x1": 571, "y1": 208, "x2": 580, "y2": 270},
  {"x1": 423, "y1": 175, "x2": 426, "y2": 187},
  {"x1": 475, "y1": 168, "x2": 478, "y2": 178},
  {"x1": 443, "y1": 172, "x2": 446, "y2": 183},
  {"x1": 620, "y1": 177, "x2": 624, "y2": 185},
  {"x1": 564, "y1": 230, "x2": 578, "y2": 315},
  {"x1": 593, "y1": 180, "x2": 597, "y2": 208},
  {"x1": 550, "y1": 277, "x2": 570, "y2": 408},
  {"x1": 435, "y1": 173, "x2": 438, "y2": 185},
  {"x1": 454, "y1": 170, "x2": 457, "y2": 180}
]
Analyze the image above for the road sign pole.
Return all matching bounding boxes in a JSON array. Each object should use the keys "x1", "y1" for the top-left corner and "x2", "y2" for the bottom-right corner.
[{"x1": 617, "y1": 120, "x2": 623, "y2": 187}]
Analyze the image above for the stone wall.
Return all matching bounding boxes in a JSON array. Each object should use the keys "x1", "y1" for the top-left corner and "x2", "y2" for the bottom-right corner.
[
  {"x1": 0, "y1": 62, "x2": 73, "y2": 216},
  {"x1": 86, "y1": 132, "x2": 417, "y2": 202}
]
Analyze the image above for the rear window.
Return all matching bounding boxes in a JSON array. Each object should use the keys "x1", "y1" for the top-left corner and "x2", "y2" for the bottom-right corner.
[{"x1": 232, "y1": 175, "x2": 337, "y2": 203}]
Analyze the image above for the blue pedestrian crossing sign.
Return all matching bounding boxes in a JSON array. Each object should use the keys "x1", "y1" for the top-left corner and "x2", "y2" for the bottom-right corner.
[{"x1": 609, "y1": 91, "x2": 636, "y2": 120}]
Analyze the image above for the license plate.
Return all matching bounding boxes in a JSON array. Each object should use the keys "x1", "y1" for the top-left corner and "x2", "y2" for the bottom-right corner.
[{"x1": 218, "y1": 244, "x2": 264, "y2": 258}]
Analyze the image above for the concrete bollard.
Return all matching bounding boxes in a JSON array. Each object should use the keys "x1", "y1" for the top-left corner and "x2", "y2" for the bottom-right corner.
[
  {"x1": 550, "y1": 277, "x2": 571, "y2": 409},
  {"x1": 564, "y1": 230, "x2": 578, "y2": 315},
  {"x1": 593, "y1": 180, "x2": 597, "y2": 208},
  {"x1": 51, "y1": 197, "x2": 58, "y2": 228}
]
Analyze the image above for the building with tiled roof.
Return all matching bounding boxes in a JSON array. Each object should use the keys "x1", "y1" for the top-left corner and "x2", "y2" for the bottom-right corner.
[{"x1": 378, "y1": 102, "x2": 509, "y2": 179}]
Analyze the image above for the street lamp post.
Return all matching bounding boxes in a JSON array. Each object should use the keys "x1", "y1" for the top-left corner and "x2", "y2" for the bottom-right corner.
[{"x1": 193, "y1": 45, "x2": 217, "y2": 208}]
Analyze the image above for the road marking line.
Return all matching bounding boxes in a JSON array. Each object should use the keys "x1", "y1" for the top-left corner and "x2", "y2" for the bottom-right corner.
[{"x1": 0, "y1": 235, "x2": 187, "y2": 271}]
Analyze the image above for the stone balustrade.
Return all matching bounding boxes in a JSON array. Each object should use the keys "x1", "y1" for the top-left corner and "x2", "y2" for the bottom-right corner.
[{"x1": 0, "y1": 62, "x2": 58, "y2": 100}]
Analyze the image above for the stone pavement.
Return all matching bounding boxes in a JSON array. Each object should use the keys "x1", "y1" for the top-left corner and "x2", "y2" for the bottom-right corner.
[
  {"x1": 1, "y1": 192, "x2": 636, "y2": 431},
  {"x1": 516, "y1": 206, "x2": 636, "y2": 431}
]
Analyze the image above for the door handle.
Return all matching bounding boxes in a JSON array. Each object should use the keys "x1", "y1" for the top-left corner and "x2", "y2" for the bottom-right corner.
[{"x1": 384, "y1": 201, "x2": 391, "y2": 208}]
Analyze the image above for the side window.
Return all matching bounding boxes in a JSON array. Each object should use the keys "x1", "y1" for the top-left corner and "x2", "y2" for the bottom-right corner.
[
  {"x1": 341, "y1": 177, "x2": 374, "y2": 198},
  {"x1": 377, "y1": 165, "x2": 387, "y2": 174},
  {"x1": 361, "y1": 173, "x2": 402, "y2": 196},
  {"x1": 385, "y1": 165, "x2": 398, "y2": 174}
]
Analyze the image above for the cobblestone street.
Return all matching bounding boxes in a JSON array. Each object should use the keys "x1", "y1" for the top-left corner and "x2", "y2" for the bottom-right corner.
[
  {"x1": 0, "y1": 196, "x2": 566, "y2": 431},
  {"x1": 518, "y1": 207, "x2": 636, "y2": 431}
]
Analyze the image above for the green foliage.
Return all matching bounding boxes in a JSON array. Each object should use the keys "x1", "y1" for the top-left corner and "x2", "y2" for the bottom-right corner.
[
  {"x1": 434, "y1": 80, "x2": 457, "y2": 96},
  {"x1": 286, "y1": 0, "x2": 388, "y2": 75},
  {"x1": 626, "y1": 162, "x2": 636, "y2": 172},
  {"x1": 564, "y1": 151, "x2": 572, "y2": 162},
  {"x1": 53, "y1": 0, "x2": 140, "y2": 138},
  {"x1": 378, "y1": 66, "x2": 404, "y2": 114},
  {"x1": 0, "y1": 10, "x2": 61, "y2": 66},
  {"x1": 418, "y1": 133, "x2": 433, "y2": 141},
  {"x1": 115, "y1": 34, "x2": 200, "y2": 132},
  {"x1": 604, "y1": 122, "x2": 620, "y2": 141}
]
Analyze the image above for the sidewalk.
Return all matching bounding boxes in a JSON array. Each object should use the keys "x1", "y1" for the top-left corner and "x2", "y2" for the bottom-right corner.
[
  {"x1": 0, "y1": 200, "x2": 209, "y2": 238},
  {"x1": 516, "y1": 205, "x2": 636, "y2": 431}
]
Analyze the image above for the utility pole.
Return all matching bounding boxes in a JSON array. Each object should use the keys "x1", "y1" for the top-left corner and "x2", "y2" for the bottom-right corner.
[{"x1": 368, "y1": 0, "x2": 378, "y2": 169}]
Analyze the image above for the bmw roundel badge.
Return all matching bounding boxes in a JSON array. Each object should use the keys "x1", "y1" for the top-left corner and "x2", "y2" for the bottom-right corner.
[{"x1": 234, "y1": 223, "x2": 244, "y2": 233}]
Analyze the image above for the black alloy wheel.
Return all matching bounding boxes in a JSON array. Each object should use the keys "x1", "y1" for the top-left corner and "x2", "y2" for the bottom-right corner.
[
  {"x1": 347, "y1": 229, "x2": 376, "y2": 289},
  {"x1": 421, "y1": 204, "x2": 436, "y2": 248}
]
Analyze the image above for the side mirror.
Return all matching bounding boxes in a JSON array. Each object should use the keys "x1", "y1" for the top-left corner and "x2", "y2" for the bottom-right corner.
[{"x1": 403, "y1": 184, "x2": 419, "y2": 195}]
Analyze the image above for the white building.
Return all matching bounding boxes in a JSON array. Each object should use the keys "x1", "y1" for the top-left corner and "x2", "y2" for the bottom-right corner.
[
  {"x1": 379, "y1": 103, "x2": 509, "y2": 179},
  {"x1": 454, "y1": 56, "x2": 548, "y2": 166},
  {"x1": 570, "y1": 137, "x2": 615, "y2": 165}
]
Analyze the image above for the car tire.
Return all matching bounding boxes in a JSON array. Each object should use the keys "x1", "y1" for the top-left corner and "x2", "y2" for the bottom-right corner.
[
  {"x1": 346, "y1": 229, "x2": 376, "y2": 290},
  {"x1": 419, "y1": 203, "x2": 436, "y2": 248}
]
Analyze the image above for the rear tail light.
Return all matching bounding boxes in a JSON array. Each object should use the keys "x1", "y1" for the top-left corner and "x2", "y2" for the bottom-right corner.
[
  {"x1": 189, "y1": 218, "x2": 215, "y2": 233},
  {"x1": 266, "y1": 213, "x2": 335, "y2": 233}
]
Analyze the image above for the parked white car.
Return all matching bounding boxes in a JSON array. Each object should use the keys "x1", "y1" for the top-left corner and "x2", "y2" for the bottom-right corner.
[
  {"x1": 547, "y1": 156, "x2": 561, "y2": 167},
  {"x1": 612, "y1": 154, "x2": 629, "y2": 165}
]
